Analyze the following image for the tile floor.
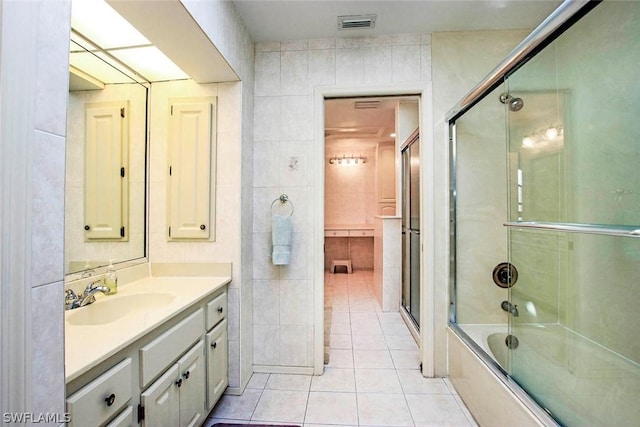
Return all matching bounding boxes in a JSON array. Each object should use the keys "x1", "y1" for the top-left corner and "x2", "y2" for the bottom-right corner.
[{"x1": 204, "y1": 270, "x2": 477, "y2": 427}]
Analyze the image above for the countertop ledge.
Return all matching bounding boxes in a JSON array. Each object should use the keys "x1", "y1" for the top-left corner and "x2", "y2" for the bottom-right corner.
[{"x1": 65, "y1": 274, "x2": 231, "y2": 383}]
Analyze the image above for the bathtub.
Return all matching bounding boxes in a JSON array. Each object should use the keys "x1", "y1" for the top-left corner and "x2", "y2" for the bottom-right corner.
[{"x1": 450, "y1": 324, "x2": 640, "y2": 426}]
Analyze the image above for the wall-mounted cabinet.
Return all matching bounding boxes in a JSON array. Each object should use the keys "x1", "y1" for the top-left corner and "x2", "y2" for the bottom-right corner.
[
  {"x1": 376, "y1": 142, "x2": 396, "y2": 216},
  {"x1": 167, "y1": 98, "x2": 217, "y2": 240},
  {"x1": 84, "y1": 101, "x2": 129, "y2": 241}
]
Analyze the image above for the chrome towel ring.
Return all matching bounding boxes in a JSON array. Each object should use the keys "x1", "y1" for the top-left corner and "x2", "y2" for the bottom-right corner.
[{"x1": 270, "y1": 194, "x2": 294, "y2": 216}]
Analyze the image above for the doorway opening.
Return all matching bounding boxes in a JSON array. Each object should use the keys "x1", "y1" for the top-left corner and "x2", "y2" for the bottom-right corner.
[{"x1": 322, "y1": 95, "x2": 420, "y2": 365}]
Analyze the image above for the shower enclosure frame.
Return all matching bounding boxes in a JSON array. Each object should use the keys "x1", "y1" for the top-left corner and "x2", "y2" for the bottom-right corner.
[{"x1": 447, "y1": 0, "x2": 601, "y2": 425}]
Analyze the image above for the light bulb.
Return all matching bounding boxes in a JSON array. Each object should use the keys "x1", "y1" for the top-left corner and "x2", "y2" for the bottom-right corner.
[
  {"x1": 522, "y1": 137, "x2": 535, "y2": 147},
  {"x1": 545, "y1": 127, "x2": 558, "y2": 139}
]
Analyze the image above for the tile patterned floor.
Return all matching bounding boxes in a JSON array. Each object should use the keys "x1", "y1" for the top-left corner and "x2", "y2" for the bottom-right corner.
[{"x1": 204, "y1": 270, "x2": 477, "y2": 427}]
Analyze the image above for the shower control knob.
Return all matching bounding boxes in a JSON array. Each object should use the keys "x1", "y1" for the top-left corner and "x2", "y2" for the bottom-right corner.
[{"x1": 492, "y1": 263, "x2": 518, "y2": 288}]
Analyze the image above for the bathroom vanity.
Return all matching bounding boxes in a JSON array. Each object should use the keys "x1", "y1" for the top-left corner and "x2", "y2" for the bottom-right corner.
[{"x1": 64, "y1": 268, "x2": 230, "y2": 427}]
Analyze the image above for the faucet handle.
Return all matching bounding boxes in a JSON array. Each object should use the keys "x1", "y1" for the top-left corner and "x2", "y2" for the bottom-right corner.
[{"x1": 65, "y1": 289, "x2": 79, "y2": 310}]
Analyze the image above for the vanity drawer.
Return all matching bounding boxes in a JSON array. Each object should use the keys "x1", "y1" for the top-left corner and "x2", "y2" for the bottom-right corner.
[
  {"x1": 139, "y1": 309, "x2": 204, "y2": 387},
  {"x1": 66, "y1": 358, "x2": 132, "y2": 427},
  {"x1": 105, "y1": 406, "x2": 134, "y2": 427},
  {"x1": 325, "y1": 229, "x2": 349, "y2": 237},
  {"x1": 349, "y1": 229, "x2": 373, "y2": 237},
  {"x1": 206, "y1": 290, "x2": 227, "y2": 330}
]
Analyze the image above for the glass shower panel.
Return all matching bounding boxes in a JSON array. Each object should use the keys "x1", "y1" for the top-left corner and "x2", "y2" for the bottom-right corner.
[
  {"x1": 453, "y1": 84, "x2": 509, "y2": 367},
  {"x1": 402, "y1": 135, "x2": 421, "y2": 327},
  {"x1": 508, "y1": 229, "x2": 640, "y2": 425},
  {"x1": 504, "y1": 2, "x2": 640, "y2": 425}
]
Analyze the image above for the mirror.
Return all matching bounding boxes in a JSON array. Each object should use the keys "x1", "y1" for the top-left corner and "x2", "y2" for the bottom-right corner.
[{"x1": 65, "y1": 31, "x2": 148, "y2": 277}]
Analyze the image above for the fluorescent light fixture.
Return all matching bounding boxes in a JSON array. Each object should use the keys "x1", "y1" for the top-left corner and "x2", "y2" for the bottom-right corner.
[
  {"x1": 71, "y1": 0, "x2": 149, "y2": 49},
  {"x1": 70, "y1": 0, "x2": 188, "y2": 83},
  {"x1": 111, "y1": 46, "x2": 189, "y2": 82}
]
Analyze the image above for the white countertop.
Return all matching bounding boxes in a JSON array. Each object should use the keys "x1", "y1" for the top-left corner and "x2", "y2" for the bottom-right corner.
[
  {"x1": 65, "y1": 275, "x2": 230, "y2": 383},
  {"x1": 325, "y1": 224, "x2": 374, "y2": 230}
]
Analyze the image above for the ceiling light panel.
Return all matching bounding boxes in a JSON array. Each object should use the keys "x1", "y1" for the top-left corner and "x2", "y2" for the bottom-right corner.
[
  {"x1": 71, "y1": 0, "x2": 150, "y2": 49},
  {"x1": 70, "y1": 0, "x2": 189, "y2": 83},
  {"x1": 110, "y1": 46, "x2": 189, "y2": 82}
]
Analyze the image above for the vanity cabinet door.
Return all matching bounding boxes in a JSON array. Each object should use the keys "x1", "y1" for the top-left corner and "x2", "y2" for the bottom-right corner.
[
  {"x1": 177, "y1": 341, "x2": 206, "y2": 427},
  {"x1": 206, "y1": 319, "x2": 228, "y2": 410},
  {"x1": 140, "y1": 364, "x2": 180, "y2": 427}
]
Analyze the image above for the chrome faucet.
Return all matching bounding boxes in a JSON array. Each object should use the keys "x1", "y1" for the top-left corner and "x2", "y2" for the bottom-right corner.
[
  {"x1": 501, "y1": 300, "x2": 519, "y2": 317},
  {"x1": 65, "y1": 280, "x2": 110, "y2": 310}
]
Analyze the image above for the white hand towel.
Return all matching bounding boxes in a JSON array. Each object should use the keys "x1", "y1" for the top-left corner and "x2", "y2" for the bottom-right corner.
[{"x1": 272, "y1": 214, "x2": 292, "y2": 265}]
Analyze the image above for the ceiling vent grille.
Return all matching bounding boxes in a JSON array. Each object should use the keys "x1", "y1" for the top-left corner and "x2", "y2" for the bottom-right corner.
[
  {"x1": 338, "y1": 14, "x2": 377, "y2": 30},
  {"x1": 354, "y1": 100, "x2": 381, "y2": 109}
]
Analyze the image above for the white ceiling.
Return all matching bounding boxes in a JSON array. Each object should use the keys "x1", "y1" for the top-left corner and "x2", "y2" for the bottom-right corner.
[{"x1": 232, "y1": 0, "x2": 562, "y2": 43}]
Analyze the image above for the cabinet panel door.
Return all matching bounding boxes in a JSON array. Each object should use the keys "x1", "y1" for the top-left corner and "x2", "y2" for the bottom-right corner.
[
  {"x1": 84, "y1": 101, "x2": 129, "y2": 240},
  {"x1": 206, "y1": 319, "x2": 228, "y2": 410},
  {"x1": 177, "y1": 341, "x2": 206, "y2": 427},
  {"x1": 168, "y1": 100, "x2": 215, "y2": 240},
  {"x1": 141, "y1": 364, "x2": 180, "y2": 427},
  {"x1": 377, "y1": 142, "x2": 396, "y2": 203}
]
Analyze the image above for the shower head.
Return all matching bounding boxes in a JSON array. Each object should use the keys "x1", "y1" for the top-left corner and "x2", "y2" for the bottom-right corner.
[{"x1": 499, "y1": 93, "x2": 524, "y2": 112}]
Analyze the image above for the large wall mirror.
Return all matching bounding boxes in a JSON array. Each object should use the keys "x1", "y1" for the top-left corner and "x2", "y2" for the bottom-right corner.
[{"x1": 65, "y1": 25, "x2": 149, "y2": 277}]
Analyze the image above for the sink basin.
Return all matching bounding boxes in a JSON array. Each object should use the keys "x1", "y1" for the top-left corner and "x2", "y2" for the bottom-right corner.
[{"x1": 67, "y1": 293, "x2": 175, "y2": 326}]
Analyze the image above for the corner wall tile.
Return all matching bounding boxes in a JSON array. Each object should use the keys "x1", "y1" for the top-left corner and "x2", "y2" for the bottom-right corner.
[
  {"x1": 34, "y1": 0, "x2": 70, "y2": 136},
  {"x1": 393, "y1": 45, "x2": 421, "y2": 83},
  {"x1": 363, "y1": 46, "x2": 393, "y2": 85},
  {"x1": 281, "y1": 50, "x2": 308, "y2": 96},
  {"x1": 280, "y1": 96, "x2": 312, "y2": 141},
  {"x1": 281, "y1": 40, "x2": 308, "y2": 51},
  {"x1": 254, "y1": 324, "x2": 280, "y2": 365},
  {"x1": 31, "y1": 130, "x2": 65, "y2": 285},
  {"x1": 31, "y1": 282, "x2": 65, "y2": 416},
  {"x1": 253, "y1": 280, "x2": 280, "y2": 325},
  {"x1": 308, "y1": 38, "x2": 336, "y2": 50},
  {"x1": 256, "y1": 41, "x2": 281, "y2": 53},
  {"x1": 255, "y1": 51, "x2": 281, "y2": 96},
  {"x1": 254, "y1": 96, "x2": 281, "y2": 141},
  {"x1": 280, "y1": 325, "x2": 308, "y2": 366},
  {"x1": 336, "y1": 48, "x2": 364, "y2": 86}
]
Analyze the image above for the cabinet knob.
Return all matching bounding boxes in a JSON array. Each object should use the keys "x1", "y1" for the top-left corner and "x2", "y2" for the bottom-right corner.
[
  {"x1": 211, "y1": 342, "x2": 217, "y2": 349},
  {"x1": 105, "y1": 393, "x2": 116, "y2": 407},
  {"x1": 200, "y1": 224, "x2": 206, "y2": 230},
  {"x1": 175, "y1": 378, "x2": 183, "y2": 387},
  {"x1": 84, "y1": 225, "x2": 90, "y2": 231},
  {"x1": 183, "y1": 371, "x2": 190, "y2": 380},
  {"x1": 217, "y1": 306, "x2": 224, "y2": 314}
]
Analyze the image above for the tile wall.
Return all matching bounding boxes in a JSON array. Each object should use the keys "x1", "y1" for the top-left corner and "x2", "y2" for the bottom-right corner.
[
  {"x1": 1, "y1": 0, "x2": 70, "y2": 421},
  {"x1": 252, "y1": 34, "x2": 432, "y2": 370}
]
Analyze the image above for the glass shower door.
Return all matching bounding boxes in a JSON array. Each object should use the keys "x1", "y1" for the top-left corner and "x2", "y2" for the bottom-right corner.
[{"x1": 402, "y1": 133, "x2": 420, "y2": 327}]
